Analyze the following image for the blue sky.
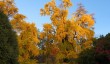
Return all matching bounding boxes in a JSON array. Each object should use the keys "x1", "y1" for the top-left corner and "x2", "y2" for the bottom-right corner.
[{"x1": 14, "y1": 0, "x2": 110, "y2": 36}]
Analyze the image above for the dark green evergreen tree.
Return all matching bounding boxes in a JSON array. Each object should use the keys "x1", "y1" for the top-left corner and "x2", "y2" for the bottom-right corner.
[{"x1": 0, "y1": 11, "x2": 19, "y2": 64}]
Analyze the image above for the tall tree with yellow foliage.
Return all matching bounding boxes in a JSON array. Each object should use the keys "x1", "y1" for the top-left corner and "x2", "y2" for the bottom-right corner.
[
  {"x1": 0, "y1": 0, "x2": 40, "y2": 63},
  {"x1": 40, "y1": 0, "x2": 95, "y2": 63},
  {"x1": 11, "y1": 14, "x2": 39, "y2": 64}
]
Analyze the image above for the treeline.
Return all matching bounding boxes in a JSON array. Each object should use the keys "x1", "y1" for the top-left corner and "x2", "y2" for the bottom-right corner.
[
  {"x1": 0, "y1": 0, "x2": 110, "y2": 64},
  {"x1": 77, "y1": 33, "x2": 110, "y2": 64}
]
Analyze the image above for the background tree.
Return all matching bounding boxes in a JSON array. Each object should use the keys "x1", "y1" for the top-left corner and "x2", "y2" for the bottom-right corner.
[
  {"x1": 94, "y1": 33, "x2": 110, "y2": 64},
  {"x1": 11, "y1": 14, "x2": 39, "y2": 64},
  {"x1": 0, "y1": 11, "x2": 19, "y2": 64},
  {"x1": 77, "y1": 33, "x2": 110, "y2": 64}
]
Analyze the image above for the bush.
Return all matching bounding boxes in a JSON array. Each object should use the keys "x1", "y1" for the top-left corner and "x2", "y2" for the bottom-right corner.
[{"x1": 77, "y1": 48, "x2": 95, "y2": 64}]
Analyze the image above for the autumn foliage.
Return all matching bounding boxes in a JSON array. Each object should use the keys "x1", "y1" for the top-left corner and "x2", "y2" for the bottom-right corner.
[
  {"x1": 0, "y1": 0, "x2": 18, "y2": 16},
  {"x1": 38, "y1": 0, "x2": 95, "y2": 63},
  {"x1": 11, "y1": 14, "x2": 39, "y2": 64},
  {"x1": 0, "y1": 0, "x2": 109, "y2": 64}
]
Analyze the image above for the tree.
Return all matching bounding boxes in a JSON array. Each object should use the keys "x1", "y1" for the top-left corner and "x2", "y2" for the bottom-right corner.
[
  {"x1": 11, "y1": 14, "x2": 39, "y2": 64},
  {"x1": 0, "y1": 11, "x2": 19, "y2": 64},
  {"x1": 40, "y1": 0, "x2": 95, "y2": 63},
  {"x1": 0, "y1": 0, "x2": 19, "y2": 64}
]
